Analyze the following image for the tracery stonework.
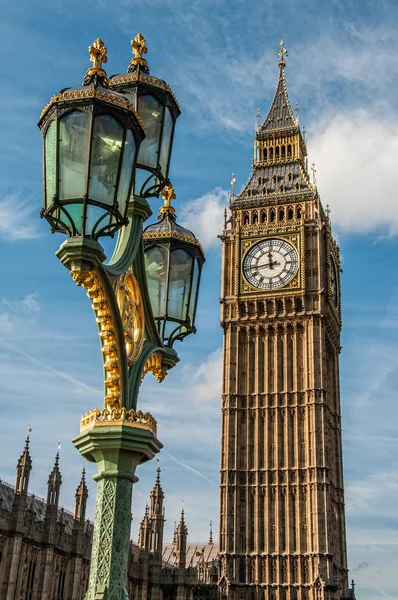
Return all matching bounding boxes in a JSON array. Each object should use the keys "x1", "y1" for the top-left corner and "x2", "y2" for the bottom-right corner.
[{"x1": 218, "y1": 43, "x2": 350, "y2": 600}]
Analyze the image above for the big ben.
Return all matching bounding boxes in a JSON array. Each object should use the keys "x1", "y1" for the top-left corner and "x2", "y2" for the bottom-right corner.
[{"x1": 218, "y1": 42, "x2": 353, "y2": 600}]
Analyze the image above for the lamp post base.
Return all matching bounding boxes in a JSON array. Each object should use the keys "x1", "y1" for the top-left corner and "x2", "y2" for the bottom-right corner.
[{"x1": 73, "y1": 411, "x2": 162, "y2": 600}]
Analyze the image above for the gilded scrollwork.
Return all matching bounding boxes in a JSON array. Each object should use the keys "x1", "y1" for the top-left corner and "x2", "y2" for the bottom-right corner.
[
  {"x1": 71, "y1": 269, "x2": 122, "y2": 410},
  {"x1": 141, "y1": 352, "x2": 167, "y2": 383},
  {"x1": 114, "y1": 271, "x2": 145, "y2": 365}
]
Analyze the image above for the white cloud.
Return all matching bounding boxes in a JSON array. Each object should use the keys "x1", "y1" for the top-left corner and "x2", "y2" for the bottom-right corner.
[
  {"x1": 0, "y1": 312, "x2": 13, "y2": 333},
  {"x1": 3, "y1": 292, "x2": 40, "y2": 313},
  {"x1": 191, "y1": 348, "x2": 222, "y2": 404},
  {"x1": 310, "y1": 110, "x2": 398, "y2": 235},
  {"x1": 179, "y1": 188, "x2": 229, "y2": 250},
  {"x1": 346, "y1": 470, "x2": 398, "y2": 517},
  {"x1": 0, "y1": 293, "x2": 41, "y2": 333},
  {"x1": 0, "y1": 194, "x2": 42, "y2": 241}
]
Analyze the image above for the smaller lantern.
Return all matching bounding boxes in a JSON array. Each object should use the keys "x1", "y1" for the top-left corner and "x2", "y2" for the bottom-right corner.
[
  {"x1": 38, "y1": 38, "x2": 145, "y2": 239},
  {"x1": 143, "y1": 183, "x2": 205, "y2": 346},
  {"x1": 109, "y1": 34, "x2": 181, "y2": 199}
]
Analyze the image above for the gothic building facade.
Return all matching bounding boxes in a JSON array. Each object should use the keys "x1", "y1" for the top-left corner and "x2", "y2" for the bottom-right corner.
[
  {"x1": 0, "y1": 437, "x2": 217, "y2": 600},
  {"x1": 218, "y1": 42, "x2": 354, "y2": 600}
]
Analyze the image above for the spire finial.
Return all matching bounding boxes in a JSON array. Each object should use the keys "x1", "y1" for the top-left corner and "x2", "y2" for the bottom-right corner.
[
  {"x1": 294, "y1": 102, "x2": 299, "y2": 125},
  {"x1": 173, "y1": 521, "x2": 177, "y2": 544},
  {"x1": 83, "y1": 38, "x2": 108, "y2": 86},
  {"x1": 128, "y1": 33, "x2": 149, "y2": 73},
  {"x1": 302, "y1": 125, "x2": 306, "y2": 140},
  {"x1": 180, "y1": 500, "x2": 185, "y2": 522},
  {"x1": 277, "y1": 39, "x2": 288, "y2": 68},
  {"x1": 209, "y1": 520, "x2": 213, "y2": 544},
  {"x1": 326, "y1": 204, "x2": 331, "y2": 218},
  {"x1": 24, "y1": 424, "x2": 32, "y2": 448},
  {"x1": 159, "y1": 182, "x2": 176, "y2": 216},
  {"x1": 230, "y1": 173, "x2": 236, "y2": 198},
  {"x1": 256, "y1": 108, "x2": 261, "y2": 131},
  {"x1": 311, "y1": 162, "x2": 317, "y2": 187},
  {"x1": 156, "y1": 457, "x2": 161, "y2": 483}
]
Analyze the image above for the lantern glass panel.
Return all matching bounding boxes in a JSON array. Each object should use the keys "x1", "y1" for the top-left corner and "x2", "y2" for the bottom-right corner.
[
  {"x1": 164, "y1": 319, "x2": 186, "y2": 340},
  {"x1": 168, "y1": 249, "x2": 193, "y2": 321},
  {"x1": 144, "y1": 245, "x2": 168, "y2": 318},
  {"x1": 85, "y1": 205, "x2": 106, "y2": 234},
  {"x1": 116, "y1": 129, "x2": 136, "y2": 217},
  {"x1": 89, "y1": 115, "x2": 123, "y2": 205},
  {"x1": 188, "y1": 257, "x2": 200, "y2": 323},
  {"x1": 59, "y1": 111, "x2": 90, "y2": 200},
  {"x1": 159, "y1": 106, "x2": 173, "y2": 175},
  {"x1": 45, "y1": 121, "x2": 57, "y2": 208},
  {"x1": 137, "y1": 95, "x2": 163, "y2": 168}
]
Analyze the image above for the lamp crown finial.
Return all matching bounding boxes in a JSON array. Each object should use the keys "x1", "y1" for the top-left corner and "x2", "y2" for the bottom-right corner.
[
  {"x1": 129, "y1": 33, "x2": 149, "y2": 73},
  {"x1": 83, "y1": 37, "x2": 108, "y2": 86},
  {"x1": 159, "y1": 182, "x2": 176, "y2": 216}
]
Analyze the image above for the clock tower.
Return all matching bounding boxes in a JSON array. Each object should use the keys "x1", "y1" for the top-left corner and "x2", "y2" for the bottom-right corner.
[{"x1": 219, "y1": 42, "x2": 352, "y2": 600}]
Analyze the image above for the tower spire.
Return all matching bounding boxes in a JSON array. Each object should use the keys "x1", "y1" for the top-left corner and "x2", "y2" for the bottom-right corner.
[
  {"x1": 260, "y1": 40, "x2": 295, "y2": 132},
  {"x1": 209, "y1": 520, "x2": 213, "y2": 544},
  {"x1": 149, "y1": 462, "x2": 165, "y2": 555},
  {"x1": 47, "y1": 444, "x2": 62, "y2": 507},
  {"x1": 15, "y1": 429, "x2": 32, "y2": 494},
  {"x1": 176, "y1": 502, "x2": 188, "y2": 569},
  {"x1": 74, "y1": 464, "x2": 88, "y2": 522}
]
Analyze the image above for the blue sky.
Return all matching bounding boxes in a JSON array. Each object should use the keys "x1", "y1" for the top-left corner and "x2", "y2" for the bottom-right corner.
[{"x1": 1, "y1": 0, "x2": 398, "y2": 598}]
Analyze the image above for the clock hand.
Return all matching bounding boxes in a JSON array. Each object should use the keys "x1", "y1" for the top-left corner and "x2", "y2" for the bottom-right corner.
[{"x1": 254, "y1": 256, "x2": 280, "y2": 270}]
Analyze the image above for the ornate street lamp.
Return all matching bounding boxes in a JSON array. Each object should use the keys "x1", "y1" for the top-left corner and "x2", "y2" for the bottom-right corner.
[
  {"x1": 143, "y1": 183, "x2": 205, "y2": 346},
  {"x1": 37, "y1": 37, "x2": 204, "y2": 600},
  {"x1": 109, "y1": 33, "x2": 180, "y2": 198}
]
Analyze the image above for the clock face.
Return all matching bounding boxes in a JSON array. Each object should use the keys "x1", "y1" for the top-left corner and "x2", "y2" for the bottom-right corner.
[
  {"x1": 330, "y1": 256, "x2": 338, "y2": 308},
  {"x1": 243, "y1": 238, "x2": 298, "y2": 290}
]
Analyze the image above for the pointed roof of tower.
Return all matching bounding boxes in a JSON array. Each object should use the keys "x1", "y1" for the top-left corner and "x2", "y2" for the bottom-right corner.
[
  {"x1": 261, "y1": 40, "x2": 296, "y2": 133},
  {"x1": 75, "y1": 466, "x2": 88, "y2": 500},
  {"x1": 17, "y1": 433, "x2": 32, "y2": 472},
  {"x1": 151, "y1": 464, "x2": 164, "y2": 497},
  {"x1": 48, "y1": 450, "x2": 62, "y2": 488},
  {"x1": 209, "y1": 520, "x2": 213, "y2": 544},
  {"x1": 177, "y1": 502, "x2": 188, "y2": 535}
]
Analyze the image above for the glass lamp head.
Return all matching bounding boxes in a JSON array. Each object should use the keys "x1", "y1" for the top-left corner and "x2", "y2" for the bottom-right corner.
[
  {"x1": 109, "y1": 33, "x2": 181, "y2": 199},
  {"x1": 38, "y1": 38, "x2": 145, "y2": 239},
  {"x1": 143, "y1": 184, "x2": 205, "y2": 346}
]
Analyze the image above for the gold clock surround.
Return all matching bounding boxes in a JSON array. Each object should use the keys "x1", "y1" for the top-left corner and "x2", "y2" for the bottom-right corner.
[{"x1": 239, "y1": 232, "x2": 304, "y2": 297}]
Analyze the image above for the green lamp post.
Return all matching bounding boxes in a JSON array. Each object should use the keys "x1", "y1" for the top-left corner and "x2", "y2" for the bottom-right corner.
[{"x1": 38, "y1": 36, "x2": 204, "y2": 600}]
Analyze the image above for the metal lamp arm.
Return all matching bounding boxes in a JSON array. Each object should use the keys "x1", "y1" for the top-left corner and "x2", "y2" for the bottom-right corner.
[{"x1": 105, "y1": 195, "x2": 152, "y2": 281}]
